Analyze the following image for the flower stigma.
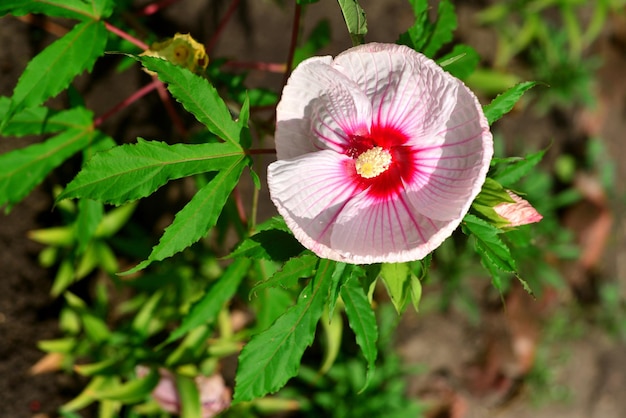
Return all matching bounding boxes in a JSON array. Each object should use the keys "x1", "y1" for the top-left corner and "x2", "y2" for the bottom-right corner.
[{"x1": 354, "y1": 146, "x2": 392, "y2": 179}]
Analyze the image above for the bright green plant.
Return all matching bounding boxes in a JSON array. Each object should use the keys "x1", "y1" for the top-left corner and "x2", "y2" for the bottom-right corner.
[{"x1": 1, "y1": 0, "x2": 546, "y2": 416}]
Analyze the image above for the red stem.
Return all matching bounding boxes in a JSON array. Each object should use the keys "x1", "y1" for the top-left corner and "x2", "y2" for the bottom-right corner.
[
  {"x1": 155, "y1": 79, "x2": 187, "y2": 136},
  {"x1": 232, "y1": 186, "x2": 248, "y2": 227},
  {"x1": 94, "y1": 79, "x2": 160, "y2": 127},
  {"x1": 246, "y1": 148, "x2": 277, "y2": 155},
  {"x1": 281, "y1": 4, "x2": 302, "y2": 90},
  {"x1": 104, "y1": 21, "x2": 149, "y2": 50},
  {"x1": 207, "y1": 0, "x2": 241, "y2": 53}
]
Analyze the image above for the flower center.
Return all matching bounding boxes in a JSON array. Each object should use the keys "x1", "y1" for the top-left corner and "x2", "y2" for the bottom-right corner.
[{"x1": 354, "y1": 147, "x2": 392, "y2": 179}]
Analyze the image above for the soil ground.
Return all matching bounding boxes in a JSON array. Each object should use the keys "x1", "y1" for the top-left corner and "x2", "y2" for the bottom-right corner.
[{"x1": 1, "y1": 1, "x2": 625, "y2": 417}]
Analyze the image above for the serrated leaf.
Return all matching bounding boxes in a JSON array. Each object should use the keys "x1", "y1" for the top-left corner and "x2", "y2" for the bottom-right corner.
[
  {"x1": 135, "y1": 55, "x2": 244, "y2": 147},
  {"x1": 0, "y1": 124, "x2": 95, "y2": 210},
  {"x1": 251, "y1": 253, "x2": 317, "y2": 294},
  {"x1": 165, "y1": 258, "x2": 250, "y2": 344},
  {"x1": 58, "y1": 139, "x2": 243, "y2": 205},
  {"x1": 340, "y1": 275, "x2": 378, "y2": 391},
  {"x1": 234, "y1": 259, "x2": 336, "y2": 403},
  {"x1": 337, "y1": 0, "x2": 368, "y2": 45},
  {"x1": 493, "y1": 148, "x2": 547, "y2": 187},
  {"x1": 462, "y1": 214, "x2": 516, "y2": 273},
  {"x1": 95, "y1": 369, "x2": 160, "y2": 403},
  {"x1": 422, "y1": 0, "x2": 456, "y2": 57},
  {"x1": 2, "y1": 20, "x2": 106, "y2": 128},
  {"x1": 0, "y1": 0, "x2": 108, "y2": 20},
  {"x1": 483, "y1": 81, "x2": 537, "y2": 125},
  {"x1": 124, "y1": 158, "x2": 247, "y2": 273}
]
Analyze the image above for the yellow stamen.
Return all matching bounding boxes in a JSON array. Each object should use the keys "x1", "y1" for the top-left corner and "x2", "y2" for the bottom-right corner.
[{"x1": 355, "y1": 147, "x2": 392, "y2": 179}]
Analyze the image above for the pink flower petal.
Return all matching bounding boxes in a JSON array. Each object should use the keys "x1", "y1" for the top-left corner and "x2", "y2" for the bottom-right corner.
[
  {"x1": 268, "y1": 43, "x2": 493, "y2": 263},
  {"x1": 330, "y1": 193, "x2": 459, "y2": 263},
  {"x1": 494, "y1": 191, "x2": 543, "y2": 227},
  {"x1": 276, "y1": 59, "x2": 372, "y2": 160},
  {"x1": 267, "y1": 150, "x2": 365, "y2": 261}
]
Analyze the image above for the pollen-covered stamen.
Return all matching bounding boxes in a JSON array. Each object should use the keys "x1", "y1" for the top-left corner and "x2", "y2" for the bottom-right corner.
[{"x1": 355, "y1": 146, "x2": 392, "y2": 179}]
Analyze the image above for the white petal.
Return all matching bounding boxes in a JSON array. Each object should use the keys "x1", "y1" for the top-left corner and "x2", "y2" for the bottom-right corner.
[
  {"x1": 267, "y1": 150, "x2": 364, "y2": 261},
  {"x1": 275, "y1": 58, "x2": 372, "y2": 160},
  {"x1": 329, "y1": 193, "x2": 460, "y2": 264},
  {"x1": 332, "y1": 44, "x2": 454, "y2": 142}
]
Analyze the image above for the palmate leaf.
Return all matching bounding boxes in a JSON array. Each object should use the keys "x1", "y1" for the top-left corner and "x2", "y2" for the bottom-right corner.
[
  {"x1": 1, "y1": 20, "x2": 107, "y2": 129},
  {"x1": 483, "y1": 81, "x2": 537, "y2": 125},
  {"x1": 57, "y1": 139, "x2": 243, "y2": 205},
  {"x1": 337, "y1": 0, "x2": 368, "y2": 45},
  {"x1": 234, "y1": 259, "x2": 337, "y2": 403},
  {"x1": 136, "y1": 56, "x2": 245, "y2": 148},
  {"x1": 340, "y1": 275, "x2": 378, "y2": 391},
  {"x1": 124, "y1": 157, "x2": 248, "y2": 273},
  {"x1": 165, "y1": 258, "x2": 251, "y2": 344},
  {"x1": 0, "y1": 0, "x2": 113, "y2": 20},
  {"x1": 0, "y1": 111, "x2": 95, "y2": 210}
]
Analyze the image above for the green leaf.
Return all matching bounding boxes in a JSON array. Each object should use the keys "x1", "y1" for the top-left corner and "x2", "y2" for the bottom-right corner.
[
  {"x1": 438, "y1": 44, "x2": 479, "y2": 80},
  {"x1": 493, "y1": 148, "x2": 547, "y2": 187},
  {"x1": 0, "y1": 99, "x2": 92, "y2": 137},
  {"x1": 176, "y1": 374, "x2": 201, "y2": 418},
  {"x1": 2, "y1": 21, "x2": 107, "y2": 128},
  {"x1": 337, "y1": 0, "x2": 368, "y2": 45},
  {"x1": 95, "y1": 369, "x2": 160, "y2": 403},
  {"x1": 0, "y1": 0, "x2": 110, "y2": 20},
  {"x1": 0, "y1": 122, "x2": 95, "y2": 210},
  {"x1": 409, "y1": 274, "x2": 422, "y2": 312},
  {"x1": 340, "y1": 275, "x2": 378, "y2": 391},
  {"x1": 483, "y1": 81, "x2": 537, "y2": 125},
  {"x1": 422, "y1": 0, "x2": 456, "y2": 58},
  {"x1": 379, "y1": 262, "x2": 411, "y2": 313},
  {"x1": 462, "y1": 214, "x2": 516, "y2": 273},
  {"x1": 124, "y1": 157, "x2": 247, "y2": 273},
  {"x1": 397, "y1": 0, "x2": 430, "y2": 51},
  {"x1": 61, "y1": 376, "x2": 116, "y2": 412},
  {"x1": 251, "y1": 253, "x2": 317, "y2": 294},
  {"x1": 234, "y1": 259, "x2": 336, "y2": 403},
  {"x1": 227, "y1": 216, "x2": 304, "y2": 261},
  {"x1": 135, "y1": 55, "x2": 245, "y2": 148},
  {"x1": 75, "y1": 199, "x2": 104, "y2": 254},
  {"x1": 165, "y1": 258, "x2": 251, "y2": 344},
  {"x1": 57, "y1": 139, "x2": 243, "y2": 205}
]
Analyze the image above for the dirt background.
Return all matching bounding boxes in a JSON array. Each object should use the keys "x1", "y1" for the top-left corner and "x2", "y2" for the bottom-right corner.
[{"x1": 1, "y1": 1, "x2": 625, "y2": 417}]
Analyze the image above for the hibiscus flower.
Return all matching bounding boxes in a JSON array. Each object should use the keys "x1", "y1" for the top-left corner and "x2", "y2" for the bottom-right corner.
[{"x1": 268, "y1": 43, "x2": 493, "y2": 264}]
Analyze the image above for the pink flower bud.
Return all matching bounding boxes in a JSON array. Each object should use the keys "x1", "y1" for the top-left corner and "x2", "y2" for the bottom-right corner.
[{"x1": 494, "y1": 191, "x2": 542, "y2": 227}]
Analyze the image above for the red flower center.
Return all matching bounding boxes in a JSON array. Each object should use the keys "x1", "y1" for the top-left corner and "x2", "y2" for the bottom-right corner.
[{"x1": 344, "y1": 125, "x2": 417, "y2": 199}]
